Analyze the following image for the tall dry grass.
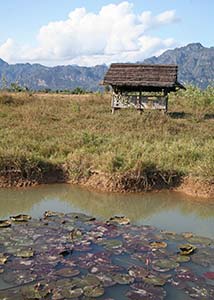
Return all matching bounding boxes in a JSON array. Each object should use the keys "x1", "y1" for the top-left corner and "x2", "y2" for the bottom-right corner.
[{"x1": 0, "y1": 87, "x2": 213, "y2": 186}]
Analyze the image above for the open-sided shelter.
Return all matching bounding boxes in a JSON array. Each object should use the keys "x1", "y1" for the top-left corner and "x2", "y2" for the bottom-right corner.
[{"x1": 103, "y1": 63, "x2": 185, "y2": 113}]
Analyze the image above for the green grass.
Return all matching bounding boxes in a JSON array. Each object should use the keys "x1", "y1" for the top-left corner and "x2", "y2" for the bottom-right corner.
[{"x1": 0, "y1": 87, "x2": 213, "y2": 187}]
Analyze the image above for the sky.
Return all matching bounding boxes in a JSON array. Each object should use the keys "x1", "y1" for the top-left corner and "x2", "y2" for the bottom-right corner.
[{"x1": 0, "y1": 0, "x2": 213, "y2": 66}]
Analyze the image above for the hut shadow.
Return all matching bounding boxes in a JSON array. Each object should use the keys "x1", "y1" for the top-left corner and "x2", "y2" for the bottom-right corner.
[
  {"x1": 168, "y1": 111, "x2": 192, "y2": 119},
  {"x1": 168, "y1": 112, "x2": 214, "y2": 120},
  {"x1": 204, "y1": 113, "x2": 214, "y2": 120}
]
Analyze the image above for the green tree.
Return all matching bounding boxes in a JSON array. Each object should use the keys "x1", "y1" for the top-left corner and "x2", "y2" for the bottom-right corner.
[{"x1": 1, "y1": 74, "x2": 7, "y2": 90}]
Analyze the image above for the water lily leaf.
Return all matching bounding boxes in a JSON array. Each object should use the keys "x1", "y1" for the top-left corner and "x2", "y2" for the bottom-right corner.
[
  {"x1": 83, "y1": 286, "x2": 105, "y2": 298},
  {"x1": 184, "y1": 284, "x2": 214, "y2": 299},
  {"x1": 150, "y1": 241, "x2": 167, "y2": 249},
  {"x1": 68, "y1": 213, "x2": 96, "y2": 222},
  {"x1": 152, "y1": 259, "x2": 179, "y2": 272},
  {"x1": 102, "y1": 239, "x2": 123, "y2": 250},
  {"x1": 128, "y1": 266, "x2": 148, "y2": 279},
  {"x1": 55, "y1": 278, "x2": 77, "y2": 288},
  {"x1": 191, "y1": 253, "x2": 211, "y2": 267},
  {"x1": 143, "y1": 274, "x2": 166, "y2": 286},
  {"x1": 44, "y1": 211, "x2": 65, "y2": 218},
  {"x1": 21, "y1": 283, "x2": 51, "y2": 299},
  {"x1": 178, "y1": 244, "x2": 197, "y2": 255},
  {"x1": 96, "y1": 273, "x2": 116, "y2": 287},
  {"x1": 61, "y1": 287, "x2": 83, "y2": 298},
  {"x1": 10, "y1": 214, "x2": 31, "y2": 222},
  {"x1": 107, "y1": 216, "x2": 130, "y2": 226},
  {"x1": 0, "y1": 254, "x2": 8, "y2": 264},
  {"x1": 69, "y1": 228, "x2": 83, "y2": 240},
  {"x1": 16, "y1": 249, "x2": 35, "y2": 258},
  {"x1": 55, "y1": 268, "x2": 80, "y2": 278},
  {"x1": 203, "y1": 272, "x2": 214, "y2": 280},
  {"x1": 174, "y1": 255, "x2": 190, "y2": 263},
  {"x1": 113, "y1": 273, "x2": 134, "y2": 285},
  {"x1": 0, "y1": 290, "x2": 22, "y2": 300},
  {"x1": 187, "y1": 236, "x2": 213, "y2": 246},
  {"x1": 127, "y1": 282, "x2": 166, "y2": 300},
  {"x1": 76, "y1": 274, "x2": 101, "y2": 288},
  {"x1": 0, "y1": 220, "x2": 11, "y2": 228},
  {"x1": 182, "y1": 232, "x2": 193, "y2": 239}
]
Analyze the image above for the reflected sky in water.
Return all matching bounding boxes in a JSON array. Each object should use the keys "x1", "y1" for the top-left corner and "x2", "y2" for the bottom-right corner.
[{"x1": 0, "y1": 184, "x2": 214, "y2": 237}]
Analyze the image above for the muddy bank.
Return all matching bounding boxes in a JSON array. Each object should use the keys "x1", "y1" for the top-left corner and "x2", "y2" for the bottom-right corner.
[
  {"x1": 0, "y1": 166, "x2": 213, "y2": 199},
  {"x1": 71, "y1": 173, "x2": 214, "y2": 200}
]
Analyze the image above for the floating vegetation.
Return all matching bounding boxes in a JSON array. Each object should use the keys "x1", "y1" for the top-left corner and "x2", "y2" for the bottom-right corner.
[
  {"x1": 178, "y1": 244, "x2": 197, "y2": 255},
  {"x1": 10, "y1": 214, "x2": 32, "y2": 222},
  {"x1": 107, "y1": 216, "x2": 130, "y2": 226},
  {"x1": 0, "y1": 220, "x2": 11, "y2": 228},
  {"x1": 0, "y1": 212, "x2": 214, "y2": 299}
]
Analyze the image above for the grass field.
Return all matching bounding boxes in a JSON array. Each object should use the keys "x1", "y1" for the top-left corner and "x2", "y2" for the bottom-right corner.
[{"x1": 0, "y1": 87, "x2": 213, "y2": 193}]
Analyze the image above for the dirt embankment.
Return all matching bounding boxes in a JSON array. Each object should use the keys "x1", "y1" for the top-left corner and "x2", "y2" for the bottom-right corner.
[{"x1": 0, "y1": 166, "x2": 213, "y2": 199}]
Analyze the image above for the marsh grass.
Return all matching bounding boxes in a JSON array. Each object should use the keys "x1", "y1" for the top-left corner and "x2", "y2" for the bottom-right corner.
[{"x1": 0, "y1": 88, "x2": 213, "y2": 188}]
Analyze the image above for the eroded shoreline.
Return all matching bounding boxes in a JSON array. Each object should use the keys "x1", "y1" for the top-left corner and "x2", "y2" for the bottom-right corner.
[{"x1": 0, "y1": 170, "x2": 213, "y2": 199}]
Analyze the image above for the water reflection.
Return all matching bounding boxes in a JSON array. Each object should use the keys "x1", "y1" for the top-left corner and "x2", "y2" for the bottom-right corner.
[{"x1": 0, "y1": 184, "x2": 214, "y2": 237}]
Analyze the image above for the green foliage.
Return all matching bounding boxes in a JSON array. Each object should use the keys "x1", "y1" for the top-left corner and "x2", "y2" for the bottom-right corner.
[
  {"x1": 71, "y1": 87, "x2": 86, "y2": 94},
  {"x1": 10, "y1": 82, "x2": 25, "y2": 92},
  {"x1": 1, "y1": 74, "x2": 7, "y2": 90}
]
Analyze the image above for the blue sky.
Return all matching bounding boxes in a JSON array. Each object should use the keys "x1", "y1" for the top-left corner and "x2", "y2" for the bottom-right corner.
[{"x1": 0, "y1": 0, "x2": 213, "y2": 66}]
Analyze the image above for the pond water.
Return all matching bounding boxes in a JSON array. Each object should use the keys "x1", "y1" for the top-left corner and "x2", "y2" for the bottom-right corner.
[
  {"x1": 0, "y1": 184, "x2": 214, "y2": 238},
  {"x1": 0, "y1": 185, "x2": 214, "y2": 300}
]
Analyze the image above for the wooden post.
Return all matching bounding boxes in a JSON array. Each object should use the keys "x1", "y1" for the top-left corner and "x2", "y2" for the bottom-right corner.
[
  {"x1": 138, "y1": 91, "x2": 143, "y2": 114},
  {"x1": 164, "y1": 90, "x2": 168, "y2": 114}
]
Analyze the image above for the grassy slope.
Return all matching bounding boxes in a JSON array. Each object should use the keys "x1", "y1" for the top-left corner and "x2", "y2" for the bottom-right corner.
[{"x1": 0, "y1": 88, "x2": 213, "y2": 191}]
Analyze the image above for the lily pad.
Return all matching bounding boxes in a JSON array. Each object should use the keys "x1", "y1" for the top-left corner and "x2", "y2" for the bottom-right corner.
[
  {"x1": 102, "y1": 239, "x2": 123, "y2": 250},
  {"x1": 182, "y1": 232, "x2": 193, "y2": 239},
  {"x1": 152, "y1": 259, "x2": 179, "y2": 272},
  {"x1": 107, "y1": 216, "x2": 130, "y2": 226},
  {"x1": 127, "y1": 282, "x2": 166, "y2": 300},
  {"x1": 16, "y1": 249, "x2": 35, "y2": 258},
  {"x1": 113, "y1": 273, "x2": 134, "y2": 285},
  {"x1": 0, "y1": 254, "x2": 8, "y2": 265},
  {"x1": 185, "y1": 284, "x2": 214, "y2": 299},
  {"x1": 44, "y1": 211, "x2": 64, "y2": 218},
  {"x1": 143, "y1": 274, "x2": 166, "y2": 286},
  {"x1": 55, "y1": 268, "x2": 80, "y2": 278},
  {"x1": 150, "y1": 241, "x2": 167, "y2": 249},
  {"x1": 174, "y1": 255, "x2": 190, "y2": 263},
  {"x1": 21, "y1": 283, "x2": 51, "y2": 299},
  {"x1": 96, "y1": 273, "x2": 116, "y2": 287},
  {"x1": 69, "y1": 213, "x2": 96, "y2": 222},
  {"x1": 10, "y1": 214, "x2": 31, "y2": 222},
  {"x1": 83, "y1": 286, "x2": 105, "y2": 298},
  {"x1": 178, "y1": 244, "x2": 197, "y2": 255},
  {"x1": 77, "y1": 274, "x2": 101, "y2": 288},
  {"x1": 0, "y1": 220, "x2": 11, "y2": 228},
  {"x1": 128, "y1": 266, "x2": 148, "y2": 279},
  {"x1": 187, "y1": 236, "x2": 213, "y2": 246},
  {"x1": 61, "y1": 287, "x2": 83, "y2": 298},
  {"x1": 203, "y1": 272, "x2": 214, "y2": 280}
]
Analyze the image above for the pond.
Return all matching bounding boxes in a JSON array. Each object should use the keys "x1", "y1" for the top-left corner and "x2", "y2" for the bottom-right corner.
[
  {"x1": 0, "y1": 184, "x2": 214, "y2": 300},
  {"x1": 0, "y1": 184, "x2": 214, "y2": 237}
]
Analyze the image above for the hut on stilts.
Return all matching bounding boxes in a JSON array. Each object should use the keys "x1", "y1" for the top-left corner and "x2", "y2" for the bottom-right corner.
[{"x1": 103, "y1": 64, "x2": 185, "y2": 114}]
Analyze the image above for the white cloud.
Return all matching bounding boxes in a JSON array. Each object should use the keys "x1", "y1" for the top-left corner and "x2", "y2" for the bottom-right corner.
[
  {"x1": 0, "y1": 2, "x2": 179, "y2": 66},
  {"x1": 0, "y1": 38, "x2": 15, "y2": 62}
]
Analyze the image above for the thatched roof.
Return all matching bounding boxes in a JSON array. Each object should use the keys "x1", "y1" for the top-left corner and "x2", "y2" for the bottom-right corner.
[{"x1": 103, "y1": 63, "x2": 185, "y2": 91}]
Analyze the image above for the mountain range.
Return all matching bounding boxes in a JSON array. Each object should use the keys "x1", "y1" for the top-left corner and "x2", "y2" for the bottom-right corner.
[{"x1": 0, "y1": 43, "x2": 213, "y2": 91}]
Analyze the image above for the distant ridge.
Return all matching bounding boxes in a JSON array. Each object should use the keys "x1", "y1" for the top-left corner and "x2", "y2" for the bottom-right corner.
[
  {"x1": 143, "y1": 43, "x2": 214, "y2": 89},
  {"x1": 0, "y1": 43, "x2": 213, "y2": 90}
]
